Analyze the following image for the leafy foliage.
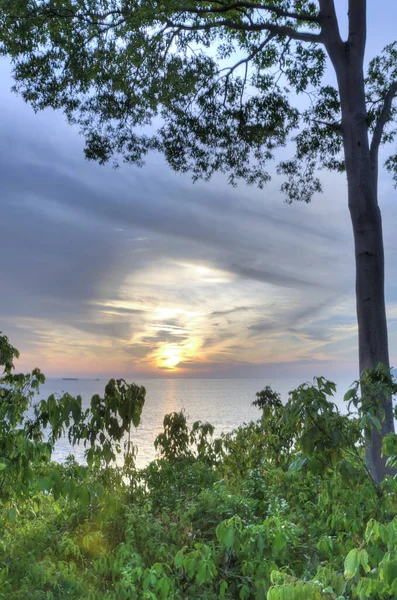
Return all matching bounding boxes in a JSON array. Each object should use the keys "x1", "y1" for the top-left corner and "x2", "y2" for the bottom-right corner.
[
  {"x1": 2, "y1": 332, "x2": 397, "y2": 599},
  {"x1": 1, "y1": 1, "x2": 396, "y2": 198},
  {"x1": 0, "y1": 332, "x2": 145, "y2": 502}
]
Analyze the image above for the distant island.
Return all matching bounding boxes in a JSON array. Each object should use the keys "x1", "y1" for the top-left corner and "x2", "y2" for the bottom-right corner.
[{"x1": 62, "y1": 378, "x2": 79, "y2": 381}]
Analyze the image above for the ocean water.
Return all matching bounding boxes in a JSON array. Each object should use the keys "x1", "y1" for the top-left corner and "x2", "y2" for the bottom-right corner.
[{"x1": 37, "y1": 376, "x2": 355, "y2": 469}]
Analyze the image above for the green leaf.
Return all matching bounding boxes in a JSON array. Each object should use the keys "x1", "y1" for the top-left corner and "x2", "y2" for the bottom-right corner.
[
  {"x1": 390, "y1": 577, "x2": 397, "y2": 595},
  {"x1": 360, "y1": 549, "x2": 370, "y2": 573},
  {"x1": 78, "y1": 485, "x2": 90, "y2": 507},
  {"x1": 0, "y1": 463, "x2": 7, "y2": 471},
  {"x1": 219, "y1": 580, "x2": 228, "y2": 599},
  {"x1": 288, "y1": 456, "x2": 308, "y2": 472},
  {"x1": 37, "y1": 477, "x2": 51, "y2": 492},
  {"x1": 196, "y1": 562, "x2": 209, "y2": 585},
  {"x1": 7, "y1": 508, "x2": 16, "y2": 522},
  {"x1": 382, "y1": 561, "x2": 397, "y2": 585},
  {"x1": 369, "y1": 414, "x2": 382, "y2": 432},
  {"x1": 344, "y1": 388, "x2": 357, "y2": 402},
  {"x1": 273, "y1": 532, "x2": 287, "y2": 556},
  {"x1": 216, "y1": 521, "x2": 235, "y2": 550},
  {"x1": 239, "y1": 584, "x2": 251, "y2": 600},
  {"x1": 365, "y1": 519, "x2": 379, "y2": 542},
  {"x1": 382, "y1": 434, "x2": 397, "y2": 457},
  {"x1": 223, "y1": 527, "x2": 235, "y2": 550},
  {"x1": 344, "y1": 548, "x2": 361, "y2": 579}
]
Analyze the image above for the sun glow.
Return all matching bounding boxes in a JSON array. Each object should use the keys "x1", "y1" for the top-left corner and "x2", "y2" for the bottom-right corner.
[{"x1": 157, "y1": 344, "x2": 183, "y2": 370}]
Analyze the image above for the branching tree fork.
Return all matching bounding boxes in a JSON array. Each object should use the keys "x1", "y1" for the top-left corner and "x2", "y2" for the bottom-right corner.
[{"x1": 1, "y1": 0, "x2": 397, "y2": 481}]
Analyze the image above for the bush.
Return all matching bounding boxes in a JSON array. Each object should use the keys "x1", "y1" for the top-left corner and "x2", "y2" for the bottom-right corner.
[{"x1": 2, "y1": 332, "x2": 397, "y2": 599}]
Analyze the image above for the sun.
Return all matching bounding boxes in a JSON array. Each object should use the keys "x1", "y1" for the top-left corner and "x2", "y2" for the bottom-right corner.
[{"x1": 157, "y1": 344, "x2": 182, "y2": 370}]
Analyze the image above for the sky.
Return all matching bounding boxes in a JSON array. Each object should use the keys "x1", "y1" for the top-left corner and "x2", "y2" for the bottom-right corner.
[{"x1": 1, "y1": 1, "x2": 397, "y2": 381}]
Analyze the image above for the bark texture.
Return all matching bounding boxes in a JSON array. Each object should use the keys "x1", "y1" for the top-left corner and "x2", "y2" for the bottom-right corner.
[{"x1": 322, "y1": 0, "x2": 395, "y2": 483}]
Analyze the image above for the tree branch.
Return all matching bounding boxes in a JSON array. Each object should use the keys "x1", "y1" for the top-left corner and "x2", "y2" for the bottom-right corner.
[
  {"x1": 370, "y1": 81, "x2": 397, "y2": 167},
  {"x1": 182, "y1": 32, "x2": 276, "y2": 112},
  {"x1": 166, "y1": 18, "x2": 323, "y2": 44},
  {"x1": 20, "y1": 6, "x2": 125, "y2": 29},
  {"x1": 348, "y1": 0, "x2": 366, "y2": 58},
  {"x1": 218, "y1": 31, "x2": 275, "y2": 77},
  {"x1": 318, "y1": 0, "x2": 343, "y2": 54},
  {"x1": 180, "y1": 2, "x2": 320, "y2": 24},
  {"x1": 7, "y1": 2, "x2": 321, "y2": 43},
  {"x1": 310, "y1": 118, "x2": 343, "y2": 132}
]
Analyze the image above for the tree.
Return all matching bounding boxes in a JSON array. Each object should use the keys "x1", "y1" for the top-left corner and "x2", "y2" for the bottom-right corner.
[{"x1": 1, "y1": 0, "x2": 397, "y2": 482}]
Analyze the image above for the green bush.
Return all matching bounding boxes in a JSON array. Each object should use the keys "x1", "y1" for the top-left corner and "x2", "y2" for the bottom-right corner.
[{"x1": 2, "y1": 332, "x2": 397, "y2": 599}]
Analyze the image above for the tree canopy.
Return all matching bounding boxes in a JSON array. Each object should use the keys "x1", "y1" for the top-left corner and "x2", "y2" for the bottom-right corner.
[{"x1": 1, "y1": 1, "x2": 396, "y2": 202}]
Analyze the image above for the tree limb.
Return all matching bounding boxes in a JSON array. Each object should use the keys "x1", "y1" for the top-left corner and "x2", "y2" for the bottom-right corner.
[
  {"x1": 6, "y1": 2, "x2": 321, "y2": 42},
  {"x1": 318, "y1": 0, "x2": 343, "y2": 53},
  {"x1": 179, "y1": 2, "x2": 320, "y2": 24},
  {"x1": 166, "y1": 18, "x2": 323, "y2": 44},
  {"x1": 370, "y1": 81, "x2": 397, "y2": 166},
  {"x1": 182, "y1": 32, "x2": 276, "y2": 112},
  {"x1": 348, "y1": 0, "x2": 366, "y2": 59},
  {"x1": 310, "y1": 118, "x2": 343, "y2": 132},
  {"x1": 218, "y1": 31, "x2": 275, "y2": 78}
]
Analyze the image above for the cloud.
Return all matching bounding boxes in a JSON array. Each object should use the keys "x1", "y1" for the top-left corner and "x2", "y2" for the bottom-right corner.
[
  {"x1": 94, "y1": 304, "x2": 145, "y2": 315},
  {"x1": 3, "y1": 55, "x2": 396, "y2": 378},
  {"x1": 141, "y1": 330, "x2": 189, "y2": 344},
  {"x1": 124, "y1": 343, "x2": 154, "y2": 360},
  {"x1": 211, "y1": 306, "x2": 254, "y2": 317},
  {"x1": 230, "y1": 263, "x2": 322, "y2": 290}
]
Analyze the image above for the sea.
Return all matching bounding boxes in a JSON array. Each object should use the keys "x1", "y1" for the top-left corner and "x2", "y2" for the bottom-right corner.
[{"x1": 38, "y1": 376, "x2": 355, "y2": 469}]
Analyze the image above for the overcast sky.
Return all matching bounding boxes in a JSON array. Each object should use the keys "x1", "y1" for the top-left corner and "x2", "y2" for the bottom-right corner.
[{"x1": 1, "y1": 1, "x2": 397, "y2": 380}]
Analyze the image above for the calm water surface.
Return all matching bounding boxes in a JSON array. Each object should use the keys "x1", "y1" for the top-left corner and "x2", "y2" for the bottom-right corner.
[{"x1": 40, "y1": 377, "x2": 353, "y2": 468}]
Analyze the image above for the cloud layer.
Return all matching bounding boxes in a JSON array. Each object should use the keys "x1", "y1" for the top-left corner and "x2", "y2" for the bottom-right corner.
[{"x1": 2, "y1": 53, "x2": 397, "y2": 380}]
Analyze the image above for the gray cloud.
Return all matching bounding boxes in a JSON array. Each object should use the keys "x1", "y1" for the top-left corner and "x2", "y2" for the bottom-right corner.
[
  {"x1": 171, "y1": 357, "x2": 346, "y2": 380},
  {"x1": 211, "y1": 306, "x2": 254, "y2": 317},
  {"x1": 124, "y1": 343, "x2": 154, "y2": 359},
  {"x1": 141, "y1": 330, "x2": 189, "y2": 344},
  {"x1": 69, "y1": 320, "x2": 134, "y2": 340},
  {"x1": 287, "y1": 327, "x2": 332, "y2": 343},
  {"x1": 229, "y1": 264, "x2": 323, "y2": 290},
  {"x1": 0, "y1": 57, "x2": 379, "y2": 376},
  {"x1": 202, "y1": 331, "x2": 238, "y2": 350},
  {"x1": 247, "y1": 294, "x2": 344, "y2": 337},
  {"x1": 95, "y1": 305, "x2": 145, "y2": 315}
]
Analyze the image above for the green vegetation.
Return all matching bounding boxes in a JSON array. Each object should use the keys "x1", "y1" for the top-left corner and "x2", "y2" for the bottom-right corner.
[{"x1": 2, "y1": 331, "x2": 397, "y2": 599}]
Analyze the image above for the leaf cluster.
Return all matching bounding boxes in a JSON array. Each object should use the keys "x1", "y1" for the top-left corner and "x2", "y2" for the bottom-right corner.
[{"x1": 3, "y1": 332, "x2": 397, "y2": 598}]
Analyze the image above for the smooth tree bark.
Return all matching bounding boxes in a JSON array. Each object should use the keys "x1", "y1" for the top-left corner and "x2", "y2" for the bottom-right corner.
[
  {"x1": 320, "y1": 0, "x2": 394, "y2": 481},
  {"x1": 2, "y1": 0, "x2": 397, "y2": 481}
]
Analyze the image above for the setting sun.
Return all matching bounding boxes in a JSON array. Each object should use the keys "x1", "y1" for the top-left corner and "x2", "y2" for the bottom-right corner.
[{"x1": 156, "y1": 344, "x2": 183, "y2": 370}]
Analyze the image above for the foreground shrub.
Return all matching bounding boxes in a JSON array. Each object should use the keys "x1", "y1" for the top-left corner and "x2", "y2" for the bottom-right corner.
[{"x1": 2, "y1": 332, "x2": 397, "y2": 598}]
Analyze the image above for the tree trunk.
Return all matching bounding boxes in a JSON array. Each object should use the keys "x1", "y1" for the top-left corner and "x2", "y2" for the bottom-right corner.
[
  {"x1": 336, "y1": 50, "x2": 395, "y2": 483},
  {"x1": 348, "y1": 172, "x2": 394, "y2": 483}
]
